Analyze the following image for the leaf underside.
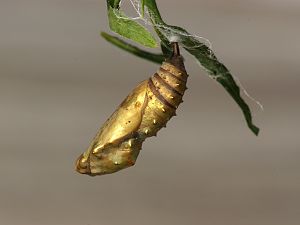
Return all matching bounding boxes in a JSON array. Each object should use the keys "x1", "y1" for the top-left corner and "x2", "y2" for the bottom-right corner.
[{"x1": 108, "y1": 6, "x2": 157, "y2": 48}]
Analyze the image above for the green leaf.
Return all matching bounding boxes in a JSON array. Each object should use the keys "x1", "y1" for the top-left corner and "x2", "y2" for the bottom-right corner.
[
  {"x1": 143, "y1": 0, "x2": 164, "y2": 25},
  {"x1": 143, "y1": 2, "x2": 260, "y2": 135},
  {"x1": 178, "y1": 27, "x2": 259, "y2": 135},
  {"x1": 186, "y1": 45, "x2": 260, "y2": 135},
  {"x1": 107, "y1": 6, "x2": 158, "y2": 48},
  {"x1": 101, "y1": 32, "x2": 164, "y2": 64},
  {"x1": 107, "y1": 0, "x2": 121, "y2": 8}
]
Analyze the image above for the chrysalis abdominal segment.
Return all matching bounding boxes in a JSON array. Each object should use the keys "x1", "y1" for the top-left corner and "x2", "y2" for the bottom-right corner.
[{"x1": 76, "y1": 43, "x2": 188, "y2": 176}]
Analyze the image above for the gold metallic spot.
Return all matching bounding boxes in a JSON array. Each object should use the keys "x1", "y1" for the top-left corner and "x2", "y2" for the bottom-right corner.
[
  {"x1": 144, "y1": 129, "x2": 149, "y2": 135},
  {"x1": 128, "y1": 140, "x2": 132, "y2": 147},
  {"x1": 162, "y1": 108, "x2": 166, "y2": 112},
  {"x1": 135, "y1": 101, "x2": 141, "y2": 108},
  {"x1": 92, "y1": 149, "x2": 99, "y2": 154},
  {"x1": 169, "y1": 95, "x2": 174, "y2": 99},
  {"x1": 153, "y1": 119, "x2": 157, "y2": 124},
  {"x1": 114, "y1": 161, "x2": 120, "y2": 165}
]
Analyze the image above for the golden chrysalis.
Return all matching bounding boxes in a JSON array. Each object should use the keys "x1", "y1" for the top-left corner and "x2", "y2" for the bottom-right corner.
[{"x1": 76, "y1": 42, "x2": 188, "y2": 176}]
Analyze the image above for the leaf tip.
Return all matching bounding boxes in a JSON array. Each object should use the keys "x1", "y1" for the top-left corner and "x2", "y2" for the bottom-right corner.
[{"x1": 250, "y1": 125, "x2": 260, "y2": 136}]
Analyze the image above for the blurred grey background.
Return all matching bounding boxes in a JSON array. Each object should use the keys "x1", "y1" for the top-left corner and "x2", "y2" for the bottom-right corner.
[{"x1": 0, "y1": 1, "x2": 299, "y2": 225}]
